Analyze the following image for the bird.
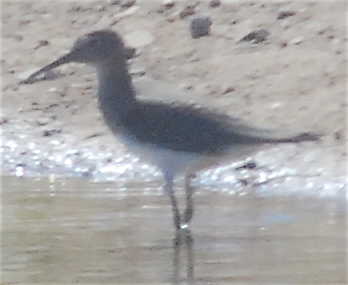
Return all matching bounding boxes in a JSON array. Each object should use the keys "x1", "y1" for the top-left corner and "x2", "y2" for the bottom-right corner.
[{"x1": 21, "y1": 30, "x2": 320, "y2": 231}]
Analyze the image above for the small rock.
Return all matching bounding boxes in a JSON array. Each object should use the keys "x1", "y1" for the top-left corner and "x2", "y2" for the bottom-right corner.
[
  {"x1": 235, "y1": 162, "x2": 257, "y2": 170},
  {"x1": 209, "y1": 0, "x2": 221, "y2": 7},
  {"x1": 157, "y1": 0, "x2": 175, "y2": 12},
  {"x1": 163, "y1": 0, "x2": 175, "y2": 7},
  {"x1": 34, "y1": 40, "x2": 49, "y2": 50},
  {"x1": 334, "y1": 131, "x2": 342, "y2": 140},
  {"x1": 277, "y1": 11, "x2": 295, "y2": 20},
  {"x1": 279, "y1": 41, "x2": 288, "y2": 47},
  {"x1": 43, "y1": 130, "x2": 52, "y2": 137},
  {"x1": 116, "y1": 5, "x2": 139, "y2": 19},
  {"x1": 191, "y1": 16, "x2": 212, "y2": 39},
  {"x1": 108, "y1": 0, "x2": 121, "y2": 4},
  {"x1": 37, "y1": 118, "x2": 50, "y2": 126},
  {"x1": 180, "y1": 83, "x2": 193, "y2": 90},
  {"x1": 223, "y1": 86, "x2": 235, "y2": 94},
  {"x1": 290, "y1": 37, "x2": 304, "y2": 45},
  {"x1": 240, "y1": 29, "x2": 269, "y2": 43},
  {"x1": 0, "y1": 118, "x2": 8, "y2": 125},
  {"x1": 244, "y1": 162, "x2": 257, "y2": 169},
  {"x1": 125, "y1": 30, "x2": 154, "y2": 48},
  {"x1": 85, "y1": 133, "x2": 103, "y2": 140},
  {"x1": 166, "y1": 16, "x2": 176, "y2": 23},
  {"x1": 180, "y1": 5, "x2": 195, "y2": 19},
  {"x1": 121, "y1": 0, "x2": 136, "y2": 8},
  {"x1": 42, "y1": 129, "x2": 61, "y2": 137}
]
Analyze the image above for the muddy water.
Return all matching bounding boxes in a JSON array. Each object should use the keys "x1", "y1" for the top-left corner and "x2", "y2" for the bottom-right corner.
[{"x1": 1, "y1": 176, "x2": 346, "y2": 284}]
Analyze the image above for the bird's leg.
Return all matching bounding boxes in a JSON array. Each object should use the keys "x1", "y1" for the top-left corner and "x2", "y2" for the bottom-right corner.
[
  {"x1": 164, "y1": 172, "x2": 181, "y2": 230},
  {"x1": 184, "y1": 174, "x2": 196, "y2": 224}
]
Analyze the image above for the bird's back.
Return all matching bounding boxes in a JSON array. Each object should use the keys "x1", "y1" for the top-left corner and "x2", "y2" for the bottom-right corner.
[{"x1": 116, "y1": 102, "x2": 319, "y2": 155}]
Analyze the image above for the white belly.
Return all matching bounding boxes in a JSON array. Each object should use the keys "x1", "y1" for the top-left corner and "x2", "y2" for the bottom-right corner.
[{"x1": 120, "y1": 136, "x2": 221, "y2": 177}]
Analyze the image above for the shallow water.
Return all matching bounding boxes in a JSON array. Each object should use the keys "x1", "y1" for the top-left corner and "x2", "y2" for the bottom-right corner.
[{"x1": 1, "y1": 176, "x2": 346, "y2": 284}]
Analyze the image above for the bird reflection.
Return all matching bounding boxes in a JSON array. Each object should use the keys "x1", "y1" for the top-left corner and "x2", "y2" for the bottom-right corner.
[{"x1": 172, "y1": 229, "x2": 194, "y2": 284}]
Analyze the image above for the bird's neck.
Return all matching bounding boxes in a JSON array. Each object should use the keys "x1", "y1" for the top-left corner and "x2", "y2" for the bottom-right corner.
[{"x1": 96, "y1": 57, "x2": 137, "y2": 117}]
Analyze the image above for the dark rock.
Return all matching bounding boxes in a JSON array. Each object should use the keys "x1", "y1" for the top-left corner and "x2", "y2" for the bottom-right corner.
[
  {"x1": 277, "y1": 11, "x2": 295, "y2": 20},
  {"x1": 223, "y1": 86, "x2": 235, "y2": 94},
  {"x1": 121, "y1": 0, "x2": 136, "y2": 8},
  {"x1": 191, "y1": 16, "x2": 212, "y2": 39},
  {"x1": 108, "y1": 0, "x2": 121, "y2": 5},
  {"x1": 34, "y1": 40, "x2": 49, "y2": 50},
  {"x1": 236, "y1": 162, "x2": 257, "y2": 170},
  {"x1": 240, "y1": 29, "x2": 269, "y2": 43},
  {"x1": 43, "y1": 129, "x2": 61, "y2": 137},
  {"x1": 0, "y1": 118, "x2": 8, "y2": 125},
  {"x1": 334, "y1": 130, "x2": 342, "y2": 140},
  {"x1": 180, "y1": 5, "x2": 195, "y2": 19},
  {"x1": 157, "y1": 0, "x2": 175, "y2": 13},
  {"x1": 279, "y1": 41, "x2": 288, "y2": 47},
  {"x1": 209, "y1": 0, "x2": 221, "y2": 8},
  {"x1": 85, "y1": 133, "x2": 103, "y2": 140}
]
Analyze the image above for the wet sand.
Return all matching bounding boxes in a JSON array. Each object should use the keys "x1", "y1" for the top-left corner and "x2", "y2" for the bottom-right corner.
[{"x1": 2, "y1": 176, "x2": 346, "y2": 284}]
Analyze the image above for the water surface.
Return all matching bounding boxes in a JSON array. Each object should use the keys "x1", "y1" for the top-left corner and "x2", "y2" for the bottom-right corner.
[{"x1": 1, "y1": 176, "x2": 346, "y2": 284}]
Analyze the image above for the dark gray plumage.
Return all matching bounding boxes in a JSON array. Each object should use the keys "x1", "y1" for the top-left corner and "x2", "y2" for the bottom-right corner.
[{"x1": 21, "y1": 30, "x2": 320, "y2": 230}]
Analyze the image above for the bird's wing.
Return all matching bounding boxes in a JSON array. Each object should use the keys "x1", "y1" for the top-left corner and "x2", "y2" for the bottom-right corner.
[{"x1": 119, "y1": 102, "x2": 318, "y2": 154}]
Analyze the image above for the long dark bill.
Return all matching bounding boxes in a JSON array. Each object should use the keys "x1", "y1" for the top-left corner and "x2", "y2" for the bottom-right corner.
[{"x1": 20, "y1": 51, "x2": 77, "y2": 85}]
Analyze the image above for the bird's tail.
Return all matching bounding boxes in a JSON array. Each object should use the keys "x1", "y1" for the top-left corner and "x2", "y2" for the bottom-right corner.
[{"x1": 268, "y1": 132, "x2": 321, "y2": 143}]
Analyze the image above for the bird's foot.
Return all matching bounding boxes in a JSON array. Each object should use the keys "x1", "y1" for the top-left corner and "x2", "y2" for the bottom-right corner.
[
  {"x1": 173, "y1": 212, "x2": 182, "y2": 231},
  {"x1": 183, "y1": 207, "x2": 193, "y2": 223}
]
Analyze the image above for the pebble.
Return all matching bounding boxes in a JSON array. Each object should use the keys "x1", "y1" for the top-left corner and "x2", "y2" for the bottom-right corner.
[
  {"x1": 222, "y1": 86, "x2": 235, "y2": 94},
  {"x1": 290, "y1": 37, "x2": 304, "y2": 45},
  {"x1": 240, "y1": 29, "x2": 269, "y2": 43},
  {"x1": 116, "y1": 5, "x2": 139, "y2": 19},
  {"x1": 191, "y1": 16, "x2": 212, "y2": 39},
  {"x1": 277, "y1": 11, "x2": 295, "y2": 20},
  {"x1": 37, "y1": 118, "x2": 50, "y2": 126},
  {"x1": 121, "y1": 0, "x2": 136, "y2": 8},
  {"x1": 0, "y1": 117, "x2": 9, "y2": 125},
  {"x1": 179, "y1": 5, "x2": 195, "y2": 19},
  {"x1": 33, "y1": 40, "x2": 50, "y2": 50},
  {"x1": 163, "y1": 0, "x2": 175, "y2": 7},
  {"x1": 157, "y1": 0, "x2": 175, "y2": 12},
  {"x1": 209, "y1": 0, "x2": 221, "y2": 8},
  {"x1": 179, "y1": 83, "x2": 193, "y2": 90},
  {"x1": 107, "y1": 0, "x2": 121, "y2": 5},
  {"x1": 125, "y1": 30, "x2": 154, "y2": 48},
  {"x1": 279, "y1": 41, "x2": 288, "y2": 48}
]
